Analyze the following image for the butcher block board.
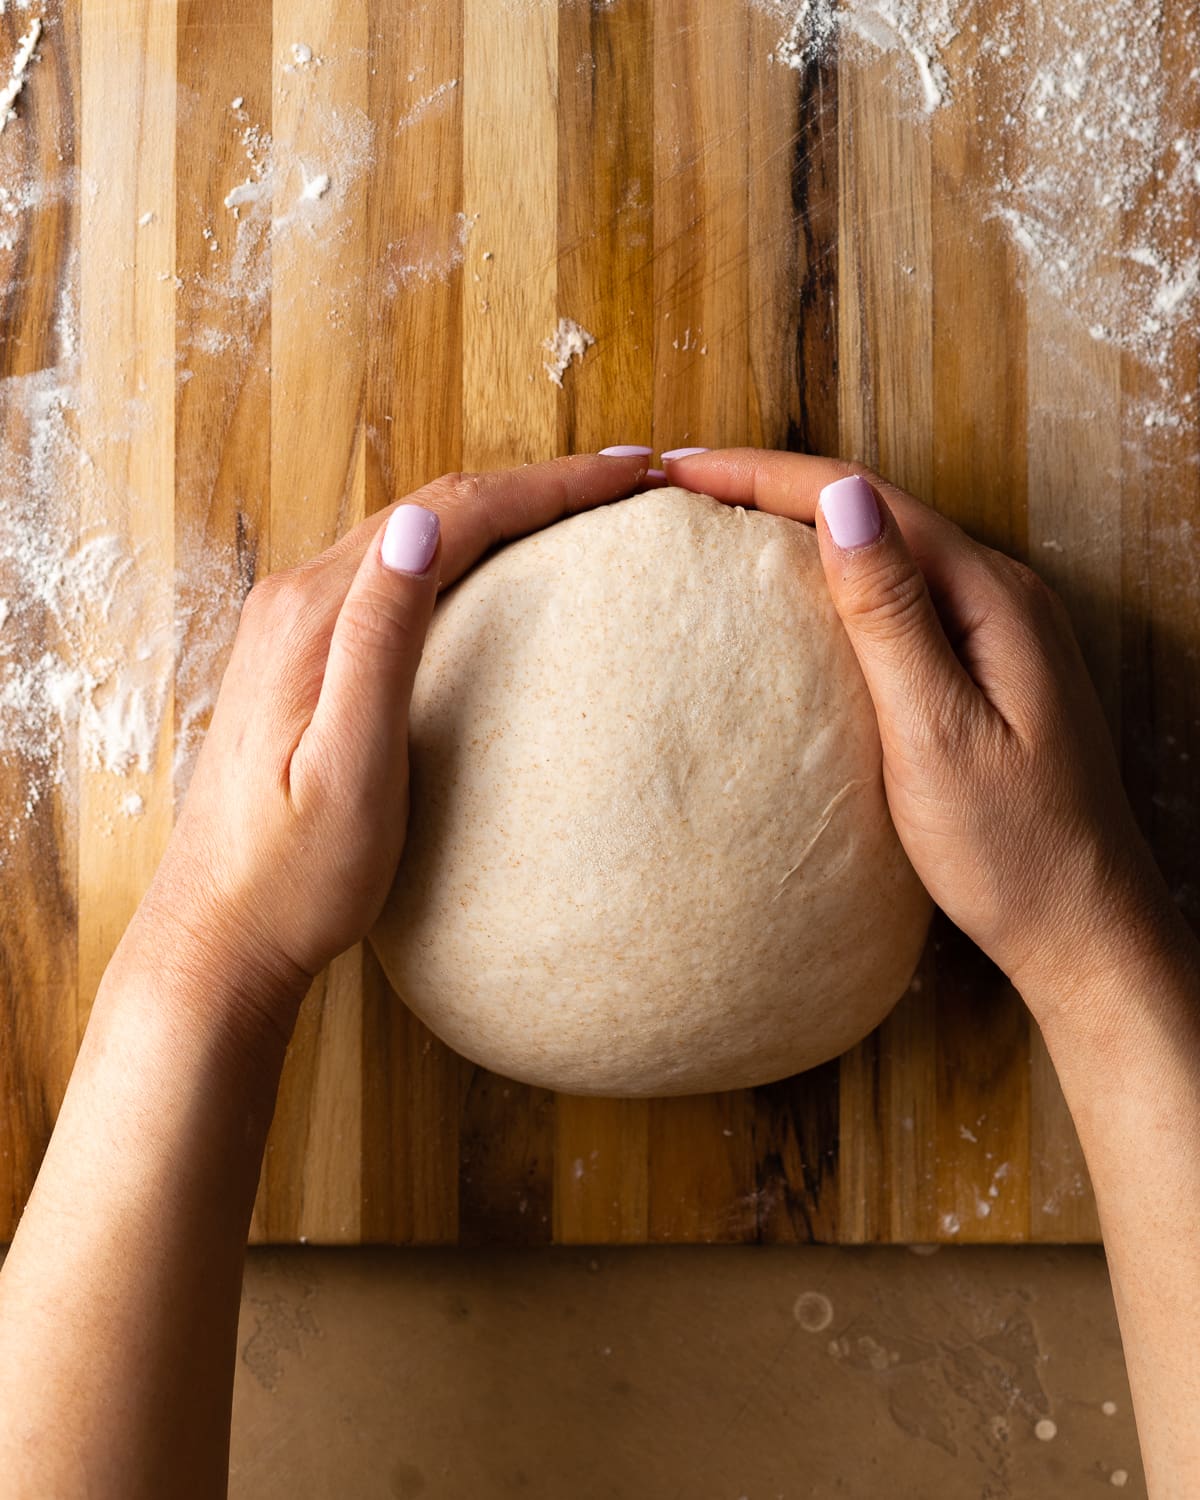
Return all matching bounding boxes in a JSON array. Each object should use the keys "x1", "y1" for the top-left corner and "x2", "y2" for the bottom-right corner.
[{"x1": 1, "y1": 0, "x2": 1196, "y2": 1246}]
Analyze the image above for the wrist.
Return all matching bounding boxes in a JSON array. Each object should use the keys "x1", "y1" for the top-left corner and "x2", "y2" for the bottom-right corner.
[
  {"x1": 105, "y1": 885, "x2": 310, "y2": 1070},
  {"x1": 1015, "y1": 871, "x2": 1200, "y2": 1047}
]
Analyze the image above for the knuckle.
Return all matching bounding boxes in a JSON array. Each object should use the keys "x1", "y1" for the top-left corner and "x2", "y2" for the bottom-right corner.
[
  {"x1": 338, "y1": 587, "x2": 420, "y2": 662},
  {"x1": 1000, "y1": 554, "x2": 1053, "y2": 607},
  {"x1": 240, "y1": 572, "x2": 287, "y2": 625},
  {"x1": 427, "y1": 470, "x2": 482, "y2": 511},
  {"x1": 843, "y1": 557, "x2": 929, "y2": 635},
  {"x1": 240, "y1": 568, "x2": 321, "y2": 638}
]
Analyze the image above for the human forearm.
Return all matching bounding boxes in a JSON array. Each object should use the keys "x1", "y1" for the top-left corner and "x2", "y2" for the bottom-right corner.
[
  {"x1": 1028, "y1": 905, "x2": 1200, "y2": 1500},
  {"x1": 0, "y1": 917, "x2": 301, "y2": 1500}
]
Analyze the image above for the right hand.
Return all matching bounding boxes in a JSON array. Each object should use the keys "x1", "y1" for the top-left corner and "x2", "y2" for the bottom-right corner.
[{"x1": 663, "y1": 448, "x2": 1187, "y2": 1018}]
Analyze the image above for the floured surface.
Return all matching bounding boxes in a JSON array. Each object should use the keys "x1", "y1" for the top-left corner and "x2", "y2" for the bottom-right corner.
[
  {"x1": 0, "y1": 0, "x2": 1193, "y2": 1243},
  {"x1": 761, "y1": 0, "x2": 1200, "y2": 432}
]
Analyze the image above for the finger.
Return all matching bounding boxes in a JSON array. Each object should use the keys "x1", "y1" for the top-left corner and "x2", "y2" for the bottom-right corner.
[
  {"x1": 815, "y1": 474, "x2": 985, "y2": 753},
  {"x1": 408, "y1": 451, "x2": 655, "y2": 584},
  {"x1": 282, "y1": 450, "x2": 654, "y2": 619},
  {"x1": 292, "y1": 504, "x2": 441, "y2": 807},
  {"x1": 664, "y1": 445, "x2": 1018, "y2": 649},
  {"x1": 662, "y1": 447, "x2": 985, "y2": 594}
]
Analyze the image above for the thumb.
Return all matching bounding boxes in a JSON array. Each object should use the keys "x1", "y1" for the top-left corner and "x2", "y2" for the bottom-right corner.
[
  {"x1": 300, "y1": 503, "x2": 441, "y2": 797},
  {"x1": 816, "y1": 475, "x2": 971, "y2": 748}
]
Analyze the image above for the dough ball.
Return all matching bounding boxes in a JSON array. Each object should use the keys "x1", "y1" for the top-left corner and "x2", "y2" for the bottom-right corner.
[{"x1": 370, "y1": 488, "x2": 931, "y2": 1096}]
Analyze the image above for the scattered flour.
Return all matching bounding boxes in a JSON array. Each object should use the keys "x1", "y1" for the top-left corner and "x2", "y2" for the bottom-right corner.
[
  {"x1": 543, "y1": 316, "x2": 595, "y2": 387},
  {"x1": 189, "y1": 100, "x2": 374, "y2": 359},
  {"x1": 767, "y1": 0, "x2": 956, "y2": 111},
  {"x1": 0, "y1": 316, "x2": 246, "y2": 854},
  {"x1": 0, "y1": 15, "x2": 41, "y2": 135},
  {"x1": 381, "y1": 209, "x2": 475, "y2": 293},
  {"x1": 761, "y1": 0, "x2": 1200, "y2": 431},
  {"x1": 395, "y1": 77, "x2": 459, "y2": 134}
]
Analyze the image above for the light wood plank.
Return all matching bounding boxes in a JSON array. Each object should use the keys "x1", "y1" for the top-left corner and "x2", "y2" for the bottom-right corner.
[
  {"x1": 358, "y1": 0, "x2": 466, "y2": 1245},
  {"x1": 835, "y1": 43, "x2": 936, "y2": 1245},
  {"x1": 928, "y1": 23, "x2": 1032, "y2": 1246},
  {"x1": 651, "y1": 0, "x2": 750, "y2": 453},
  {"x1": 745, "y1": 10, "x2": 842, "y2": 1245},
  {"x1": 549, "y1": 0, "x2": 655, "y2": 1245},
  {"x1": 77, "y1": 0, "x2": 177, "y2": 1017},
  {"x1": 457, "y1": 0, "x2": 559, "y2": 1245},
  {"x1": 646, "y1": 0, "x2": 756, "y2": 1242},
  {"x1": 253, "y1": 0, "x2": 371, "y2": 1244},
  {"x1": 461, "y1": 0, "x2": 558, "y2": 471},
  {"x1": 174, "y1": 0, "x2": 272, "y2": 807}
]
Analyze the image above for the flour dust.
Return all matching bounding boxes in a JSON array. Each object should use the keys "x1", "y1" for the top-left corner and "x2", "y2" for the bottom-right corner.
[{"x1": 761, "y1": 0, "x2": 1200, "y2": 433}]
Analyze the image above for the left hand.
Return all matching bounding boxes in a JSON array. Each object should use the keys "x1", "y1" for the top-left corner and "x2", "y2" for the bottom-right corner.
[{"x1": 127, "y1": 452, "x2": 653, "y2": 1046}]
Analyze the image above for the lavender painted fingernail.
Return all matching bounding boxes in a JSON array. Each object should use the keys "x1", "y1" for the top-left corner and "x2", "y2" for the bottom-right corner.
[
  {"x1": 645, "y1": 468, "x2": 667, "y2": 482},
  {"x1": 381, "y1": 504, "x2": 440, "y2": 576},
  {"x1": 661, "y1": 447, "x2": 710, "y2": 461},
  {"x1": 819, "y1": 476, "x2": 882, "y2": 551},
  {"x1": 599, "y1": 444, "x2": 654, "y2": 457}
]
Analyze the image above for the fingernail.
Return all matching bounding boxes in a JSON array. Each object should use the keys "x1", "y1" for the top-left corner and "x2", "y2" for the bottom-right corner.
[
  {"x1": 661, "y1": 446, "x2": 709, "y2": 461},
  {"x1": 598, "y1": 444, "x2": 654, "y2": 457},
  {"x1": 819, "y1": 476, "x2": 882, "y2": 550},
  {"x1": 645, "y1": 468, "x2": 667, "y2": 482},
  {"x1": 381, "y1": 504, "x2": 440, "y2": 576}
]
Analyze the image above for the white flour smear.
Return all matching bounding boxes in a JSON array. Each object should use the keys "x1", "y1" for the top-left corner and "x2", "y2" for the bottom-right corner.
[
  {"x1": 0, "y1": 299, "x2": 245, "y2": 857},
  {"x1": 762, "y1": 0, "x2": 1200, "y2": 431},
  {"x1": 766, "y1": 0, "x2": 958, "y2": 111},
  {"x1": 0, "y1": 16, "x2": 41, "y2": 135}
]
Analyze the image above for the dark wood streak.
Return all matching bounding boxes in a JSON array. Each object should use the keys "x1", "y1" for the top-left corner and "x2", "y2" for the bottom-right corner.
[
  {"x1": 754, "y1": 1059, "x2": 841, "y2": 1243},
  {"x1": 789, "y1": 48, "x2": 841, "y2": 460},
  {"x1": 746, "y1": 42, "x2": 843, "y2": 1244}
]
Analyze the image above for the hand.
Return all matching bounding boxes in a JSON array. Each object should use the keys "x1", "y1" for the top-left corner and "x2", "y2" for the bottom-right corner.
[
  {"x1": 662, "y1": 448, "x2": 1185, "y2": 1015},
  {"x1": 128, "y1": 452, "x2": 654, "y2": 1046}
]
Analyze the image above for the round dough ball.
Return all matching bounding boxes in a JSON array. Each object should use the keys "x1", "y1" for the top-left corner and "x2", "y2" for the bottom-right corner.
[{"x1": 370, "y1": 487, "x2": 931, "y2": 1096}]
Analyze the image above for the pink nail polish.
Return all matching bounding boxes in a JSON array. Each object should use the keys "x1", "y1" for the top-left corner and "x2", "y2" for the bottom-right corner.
[
  {"x1": 645, "y1": 468, "x2": 667, "y2": 482},
  {"x1": 599, "y1": 444, "x2": 654, "y2": 457},
  {"x1": 661, "y1": 446, "x2": 709, "y2": 461},
  {"x1": 382, "y1": 504, "x2": 440, "y2": 576},
  {"x1": 819, "y1": 476, "x2": 882, "y2": 550}
]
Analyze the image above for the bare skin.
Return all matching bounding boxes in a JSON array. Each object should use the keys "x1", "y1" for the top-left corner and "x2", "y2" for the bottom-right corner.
[{"x1": 0, "y1": 444, "x2": 1195, "y2": 1497}]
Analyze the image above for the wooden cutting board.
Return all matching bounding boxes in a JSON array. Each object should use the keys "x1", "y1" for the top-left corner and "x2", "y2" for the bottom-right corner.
[{"x1": 1, "y1": 0, "x2": 1196, "y2": 1246}]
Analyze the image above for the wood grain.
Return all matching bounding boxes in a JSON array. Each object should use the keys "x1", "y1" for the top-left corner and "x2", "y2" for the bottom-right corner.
[
  {"x1": 457, "y1": 0, "x2": 560, "y2": 1247},
  {"x1": 0, "y1": 0, "x2": 79, "y2": 1232},
  {"x1": 359, "y1": 0, "x2": 465, "y2": 1246},
  {"x1": 77, "y1": 0, "x2": 176, "y2": 1011},
  {"x1": 1, "y1": 1, "x2": 1196, "y2": 1246},
  {"x1": 551, "y1": 0, "x2": 654, "y2": 1243}
]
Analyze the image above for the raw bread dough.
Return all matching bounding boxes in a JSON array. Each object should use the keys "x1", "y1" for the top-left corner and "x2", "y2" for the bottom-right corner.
[{"x1": 370, "y1": 487, "x2": 931, "y2": 1096}]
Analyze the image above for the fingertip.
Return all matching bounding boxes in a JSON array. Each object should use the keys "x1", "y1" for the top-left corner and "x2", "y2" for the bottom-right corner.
[
  {"x1": 381, "y1": 504, "x2": 441, "y2": 578},
  {"x1": 818, "y1": 475, "x2": 885, "y2": 553}
]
